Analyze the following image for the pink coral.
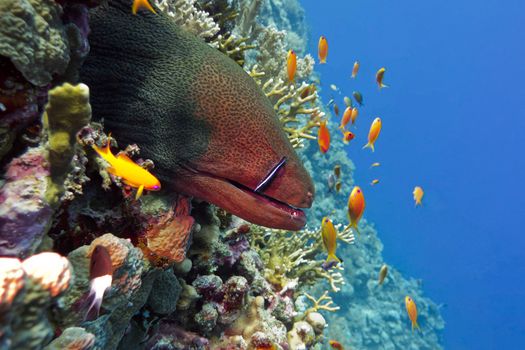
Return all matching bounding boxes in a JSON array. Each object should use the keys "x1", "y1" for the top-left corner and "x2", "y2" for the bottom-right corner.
[
  {"x1": 0, "y1": 257, "x2": 25, "y2": 308},
  {"x1": 22, "y1": 252, "x2": 71, "y2": 297}
]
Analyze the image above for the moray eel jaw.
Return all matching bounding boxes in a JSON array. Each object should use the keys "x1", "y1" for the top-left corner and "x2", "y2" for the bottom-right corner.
[{"x1": 174, "y1": 167, "x2": 308, "y2": 231}]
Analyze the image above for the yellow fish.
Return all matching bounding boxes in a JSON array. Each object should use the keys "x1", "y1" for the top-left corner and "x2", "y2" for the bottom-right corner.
[
  {"x1": 371, "y1": 179, "x2": 379, "y2": 186},
  {"x1": 413, "y1": 186, "x2": 424, "y2": 206},
  {"x1": 405, "y1": 296, "x2": 420, "y2": 331},
  {"x1": 321, "y1": 217, "x2": 341, "y2": 263},
  {"x1": 378, "y1": 264, "x2": 388, "y2": 285},
  {"x1": 343, "y1": 131, "x2": 355, "y2": 144},
  {"x1": 92, "y1": 135, "x2": 161, "y2": 199},
  {"x1": 370, "y1": 162, "x2": 381, "y2": 168},
  {"x1": 318, "y1": 36, "x2": 328, "y2": 64},
  {"x1": 340, "y1": 107, "x2": 352, "y2": 130},
  {"x1": 287, "y1": 49, "x2": 297, "y2": 82},
  {"x1": 350, "y1": 107, "x2": 358, "y2": 126},
  {"x1": 318, "y1": 120, "x2": 330, "y2": 154},
  {"x1": 351, "y1": 60, "x2": 360, "y2": 79},
  {"x1": 347, "y1": 186, "x2": 365, "y2": 235},
  {"x1": 334, "y1": 164, "x2": 341, "y2": 178},
  {"x1": 363, "y1": 117, "x2": 382, "y2": 152},
  {"x1": 329, "y1": 340, "x2": 344, "y2": 350},
  {"x1": 132, "y1": 0, "x2": 156, "y2": 15},
  {"x1": 376, "y1": 67, "x2": 388, "y2": 89}
]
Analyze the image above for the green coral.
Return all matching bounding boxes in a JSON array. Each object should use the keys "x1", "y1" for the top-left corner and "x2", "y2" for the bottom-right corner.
[{"x1": 42, "y1": 83, "x2": 91, "y2": 207}]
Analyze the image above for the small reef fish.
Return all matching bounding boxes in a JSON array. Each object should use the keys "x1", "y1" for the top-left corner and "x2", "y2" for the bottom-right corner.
[
  {"x1": 255, "y1": 157, "x2": 287, "y2": 193},
  {"x1": 330, "y1": 84, "x2": 338, "y2": 91},
  {"x1": 350, "y1": 107, "x2": 358, "y2": 125},
  {"x1": 335, "y1": 180, "x2": 342, "y2": 193},
  {"x1": 318, "y1": 35, "x2": 328, "y2": 63},
  {"x1": 287, "y1": 49, "x2": 297, "y2": 82},
  {"x1": 318, "y1": 120, "x2": 330, "y2": 153},
  {"x1": 132, "y1": 0, "x2": 156, "y2": 15},
  {"x1": 376, "y1": 67, "x2": 388, "y2": 89},
  {"x1": 413, "y1": 186, "x2": 424, "y2": 206},
  {"x1": 327, "y1": 99, "x2": 335, "y2": 107},
  {"x1": 352, "y1": 91, "x2": 364, "y2": 106},
  {"x1": 92, "y1": 135, "x2": 161, "y2": 199},
  {"x1": 329, "y1": 340, "x2": 344, "y2": 349},
  {"x1": 347, "y1": 186, "x2": 365, "y2": 235},
  {"x1": 371, "y1": 179, "x2": 379, "y2": 186},
  {"x1": 343, "y1": 131, "x2": 355, "y2": 144},
  {"x1": 405, "y1": 296, "x2": 420, "y2": 331},
  {"x1": 85, "y1": 245, "x2": 113, "y2": 321},
  {"x1": 328, "y1": 173, "x2": 336, "y2": 192},
  {"x1": 351, "y1": 60, "x2": 360, "y2": 78},
  {"x1": 256, "y1": 344, "x2": 277, "y2": 350},
  {"x1": 333, "y1": 103, "x2": 340, "y2": 116},
  {"x1": 334, "y1": 164, "x2": 341, "y2": 178},
  {"x1": 363, "y1": 117, "x2": 382, "y2": 152},
  {"x1": 378, "y1": 264, "x2": 388, "y2": 285},
  {"x1": 370, "y1": 162, "x2": 381, "y2": 168},
  {"x1": 321, "y1": 217, "x2": 341, "y2": 263},
  {"x1": 344, "y1": 96, "x2": 353, "y2": 108},
  {"x1": 300, "y1": 84, "x2": 316, "y2": 99},
  {"x1": 340, "y1": 107, "x2": 352, "y2": 130}
]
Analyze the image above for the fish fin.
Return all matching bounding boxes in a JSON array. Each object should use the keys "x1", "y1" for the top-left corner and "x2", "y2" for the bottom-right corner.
[
  {"x1": 116, "y1": 153, "x2": 137, "y2": 165},
  {"x1": 362, "y1": 142, "x2": 375, "y2": 152},
  {"x1": 412, "y1": 321, "x2": 420, "y2": 332},
  {"x1": 326, "y1": 254, "x2": 341, "y2": 264},
  {"x1": 380, "y1": 83, "x2": 389, "y2": 89},
  {"x1": 132, "y1": 0, "x2": 157, "y2": 15},
  {"x1": 84, "y1": 290, "x2": 102, "y2": 321},
  {"x1": 106, "y1": 166, "x2": 117, "y2": 176},
  {"x1": 135, "y1": 185, "x2": 144, "y2": 200},
  {"x1": 353, "y1": 224, "x2": 361, "y2": 236}
]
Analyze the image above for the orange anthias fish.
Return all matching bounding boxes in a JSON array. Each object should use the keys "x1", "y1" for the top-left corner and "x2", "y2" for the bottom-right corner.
[
  {"x1": 340, "y1": 107, "x2": 352, "y2": 130},
  {"x1": 287, "y1": 49, "x2": 297, "y2": 82},
  {"x1": 343, "y1": 131, "x2": 355, "y2": 144},
  {"x1": 363, "y1": 117, "x2": 382, "y2": 152},
  {"x1": 348, "y1": 186, "x2": 365, "y2": 235},
  {"x1": 405, "y1": 296, "x2": 420, "y2": 331},
  {"x1": 321, "y1": 217, "x2": 341, "y2": 264},
  {"x1": 351, "y1": 60, "x2": 360, "y2": 79},
  {"x1": 318, "y1": 36, "x2": 328, "y2": 63},
  {"x1": 92, "y1": 135, "x2": 161, "y2": 199},
  {"x1": 85, "y1": 245, "x2": 113, "y2": 321},
  {"x1": 329, "y1": 340, "x2": 344, "y2": 350},
  {"x1": 334, "y1": 103, "x2": 340, "y2": 117},
  {"x1": 376, "y1": 67, "x2": 388, "y2": 89},
  {"x1": 413, "y1": 186, "x2": 424, "y2": 206},
  {"x1": 318, "y1": 120, "x2": 330, "y2": 153},
  {"x1": 350, "y1": 107, "x2": 358, "y2": 125},
  {"x1": 132, "y1": 0, "x2": 156, "y2": 15}
]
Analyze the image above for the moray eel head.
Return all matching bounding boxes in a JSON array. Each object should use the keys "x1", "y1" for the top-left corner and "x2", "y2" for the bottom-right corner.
[{"x1": 81, "y1": 0, "x2": 314, "y2": 230}]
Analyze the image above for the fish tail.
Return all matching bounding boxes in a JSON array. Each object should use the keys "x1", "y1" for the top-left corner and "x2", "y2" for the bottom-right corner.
[
  {"x1": 135, "y1": 185, "x2": 144, "y2": 200},
  {"x1": 132, "y1": 0, "x2": 157, "y2": 15},
  {"x1": 363, "y1": 142, "x2": 375, "y2": 152},
  {"x1": 352, "y1": 222, "x2": 361, "y2": 236},
  {"x1": 412, "y1": 321, "x2": 420, "y2": 331},
  {"x1": 326, "y1": 254, "x2": 341, "y2": 264},
  {"x1": 380, "y1": 83, "x2": 389, "y2": 89},
  {"x1": 92, "y1": 134, "x2": 116, "y2": 163},
  {"x1": 84, "y1": 290, "x2": 102, "y2": 321}
]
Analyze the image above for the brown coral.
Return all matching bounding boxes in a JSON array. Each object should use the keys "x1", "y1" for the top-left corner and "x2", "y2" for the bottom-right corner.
[{"x1": 21, "y1": 252, "x2": 71, "y2": 297}]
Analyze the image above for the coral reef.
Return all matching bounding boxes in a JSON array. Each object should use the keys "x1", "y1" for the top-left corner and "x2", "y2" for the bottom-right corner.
[{"x1": 0, "y1": 0, "x2": 445, "y2": 349}]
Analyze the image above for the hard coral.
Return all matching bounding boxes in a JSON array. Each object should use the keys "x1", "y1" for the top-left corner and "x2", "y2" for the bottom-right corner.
[
  {"x1": 22, "y1": 252, "x2": 71, "y2": 297},
  {"x1": 0, "y1": 0, "x2": 70, "y2": 86},
  {"x1": 0, "y1": 146, "x2": 53, "y2": 258},
  {"x1": 43, "y1": 83, "x2": 91, "y2": 207}
]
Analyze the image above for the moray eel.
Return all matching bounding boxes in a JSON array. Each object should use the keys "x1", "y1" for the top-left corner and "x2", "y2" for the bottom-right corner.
[{"x1": 80, "y1": 0, "x2": 315, "y2": 230}]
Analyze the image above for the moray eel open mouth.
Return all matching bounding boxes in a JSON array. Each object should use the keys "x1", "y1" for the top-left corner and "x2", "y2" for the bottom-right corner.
[{"x1": 175, "y1": 165, "x2": 308, "y2": 230}]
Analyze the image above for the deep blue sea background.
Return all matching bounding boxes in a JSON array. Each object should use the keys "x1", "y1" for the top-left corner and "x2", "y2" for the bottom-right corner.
[{"x1": 301, "y1": 0, "x2": 525, "y2": 348}]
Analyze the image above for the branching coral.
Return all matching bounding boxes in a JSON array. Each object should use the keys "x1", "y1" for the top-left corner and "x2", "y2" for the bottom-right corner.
[
  {"x1": 302, "y1": 291, "x2": 340, "y2": 314},
  {"x1": 248, "y1": 223, "x2": 354, "y2": 294},
  {"x1": 154, "y1": 0, "x2": 220, "y2": 39}
]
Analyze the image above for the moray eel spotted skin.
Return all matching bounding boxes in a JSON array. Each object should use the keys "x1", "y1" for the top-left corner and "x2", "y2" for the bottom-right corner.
[{"x1": 81, "y1": 0, "x2": 314, "y2": 230}]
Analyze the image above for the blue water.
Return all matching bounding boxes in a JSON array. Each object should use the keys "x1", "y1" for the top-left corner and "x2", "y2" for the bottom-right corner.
[{"x1": 301, "y1": 0, "x2": 525, "y2": 348}]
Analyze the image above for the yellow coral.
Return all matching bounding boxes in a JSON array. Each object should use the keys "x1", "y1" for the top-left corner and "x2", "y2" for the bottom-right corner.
[{"x1": 42, "y1": 83, "x2": 91, "y2": 206}]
